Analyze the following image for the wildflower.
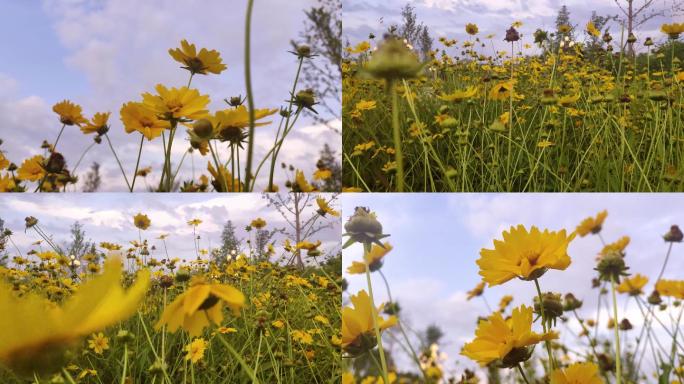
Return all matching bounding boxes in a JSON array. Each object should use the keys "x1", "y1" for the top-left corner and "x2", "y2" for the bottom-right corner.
[
  {"x1": 661, "y1": 23, "x2": 684, "y2": 39},
  {"x1": 461, "y1": 305, "x2": 557, "y2": 366},
  {"x1": 342, "y1": 290, "x2": 397, "y2": 356},
  {"x1": 533, "y1": 292, "x2": 563, "y2": 328},
  {"x1": 655, "y1": 279, "x2": 684, "y2": 299},
  {"x1": 120, "y1": 102, "x2": 169, "y2": 141},
  {"x1": 498, "y1": 295, "x2": 513, "y2": 312},
  {"x1": 313, "y1": 168, "x2": 332, "y2": 180},
  {"x1": 17, "y1": 155, "x2": 46, "y2": 182},
  {"x1": 271, "y1": 320, "x2": 285, "y2": 329},
  {"x1": 586, "y1": 21, "x2": 601, "y2": 38},
  {"x1": 663, "y1": 225, "x2": 683, "y2": 242},
  {"x1": 293, "y1": 89, "x2": 318, "y2": 113},
  {"x1": 363, "y1": 36, "x2": 424, "y2": 81},
  {"x1": 0, "y1": 257, "x2": 149, "y2": 376},
  {"x1": 489, "y1": 81, "x2": 515, "y2": 101},
  {"x1": 549, "y1": 362, "x2": 602, "y2": 383},
  {"x1": 81, "y1": 112, "x2": 111, "y2": 135},
  {"x1": 600, "y1": 236, "x2": 630, "y2": 256},
  {"x1": 294, "y1": 170, "x2": 316, "y2": 192},
  {"x1": 343, "y1": 207, "x2": 389, "y2": 251},
  {"x1": 133, "y1": 213, "x2": 151, "y2": 230},
  {"x1": 465, "y1": 23, "x2": 479, "y2": 35},
  {"x1": 187, "y1": 218, "x2": 202, "y2": 226},
  {"x1": 184, "y1": 338, "x2": 208, "y2": 364},
  {"x1": 438, "y1": 86, "x2": 477, "y2": 103},
  {"x1": 53, "y1": 100, "x2": 87, "y2": 126},
  {"x1": 155, "y1": 277, "x2": 245, "y2": 337},
  {"x1": 466, "y1": 281, "x2": 486, "y2": 300},
  {"x1": 169, "y1": 40, "x2": 227, "y2": 75},
  {"x1": 477, "y1": 225, "x2": 574, "y2": 286},
  {"x1": 87, "y1": 333, "x2": 110, "y2": 355},
  {"x1": 350, "y1": 41, "x2": 371, "y2": 54},
  {"x1": 316, "y1": 197, "x2": 340, "y2": 217},
  {"x1": 504, "y1": 27, "x2": 520, "y2": 42},
  {"x1": 355, "y1": 100, "x2": 377, "y2": 111},
  {"x1": 206, "y1": 106, "x2": 278, "y2": 144},
  {"x1": 563, "y1": 293, "x2": 583, "y2": 311},
  {"x1": 292, "y1": 330, "x2": 314, "y2": 344},
  {"x1": 595, "y1": 251, "x2": 629, "y2": 282},
  {"x1": 0, "y1": 174, "x2": 16, "y2": 192},
  {"x1": 142, "y1": 85, "x2": 210, "y2": 121},
  {"x1": 346, "y1": 242, "x2": 392, "y2": 274},
  {"x1": 558, "y1": 94, "x2": 580, "y2": 107},
  {"x1": 250, "y1": 218, "x2": 266, "y2": 229},
  {"x1": 575, "y1": 210, "x2": 607, "y2": 237},
  {"x1": 616, "y1": 274, "x2": 648, "y2": 296}
]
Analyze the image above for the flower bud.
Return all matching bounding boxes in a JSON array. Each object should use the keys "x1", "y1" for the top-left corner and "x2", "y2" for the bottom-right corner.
[
  {"x1": 663, "y1": 225, "x2": 683, "y2": 242},
  {"x1": 363, "y1": 37, "x2": 424, "y2": 82},
  {"x1": 192, "y1": 118, "x2": 213, "y2": 140},
  {"x1": 595, "y1": 251, "x2": 629, "y2": 282},
  {"x1": 343, "y1": 207, "x2": 389, "y2": 251}
]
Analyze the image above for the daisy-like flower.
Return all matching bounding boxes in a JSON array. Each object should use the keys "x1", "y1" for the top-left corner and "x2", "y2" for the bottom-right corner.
[
  {"x1": 16, "y1": 155, "x2": 46, "y2": 182},
  {"x1": 489, "y1": 81, "x2": 515, "y2": 101},
  {"x1": 346, "y1": 242, "x2": 392, "y2": 274},
  {"x1": 316, "y1": 197, "x2": 340, "y2": 217},
  {"x1": 207, "y1": 162, "x2": 242, "y2": 192},
  {"x1": 187, "y1": 218, "x2": 202, "y2": 226},
  {"x1": 87, "y1": 332, "x2": 110, "y2": 355},
  {"x1": 466, "y1": 281, "x2": 486, "y2": 300},
  {"x1": 81, "y1": 112, "x2": 111, "y2": 135},
  {"x1": 120, "y1": 102, "x2": 169, "y2": 141},
  {"x1": 53, "y1": 100, "x2": 88, "y2": 126},
  {"x1": 142, "y1": 85, "x2": 210, "y2": 121},
  {"x1": 549, "y1": 362, "x2": 602, "y2": 383},
  {"x1": 203, "y1": 106, "x2": 278, "y2": 145},
  {"x1": 0, "y1": 173, "x2": 16, "y2": 192},
  {"x1": 155, "y1": 277, "x2": 245, "y2": 337},
  {"x1": 461, "y1": 305, "x2": 558, "y2": 366},
  {"x1": 355, "y1": 100, "x2": 377, "y2": 111},
  {"x1": 438, "y1": 86, "x2": 478, "y2": 103},
  {"x1": 169, "y1": 40, "x2": 227, "y2": 75},
  {"x1": 477, "y1": 225, "x2": 574, "y2": 286},
  {"x1": 250, "y1": 218, "x2": 266, "y2": 229},
  {"x1": 600, "y1": 236, "x2": 630, "y2": 256},
  {"x1": 465, "y1": 23, "x2": 479, "y2": 35},
  {"x1": 661, "y1": 23, "x2": 684, "y2": 39},
  {"x1": 294, "y1": 170, "x2": 316, "y2": 192},
  {"x1": 617, "y1": 274, "x2": 648, "y2": 296},
  {"x1": 133, "y1": 213, "x2": 151, "y2": 230},
  {"x1": 655, "y1": 279, "x2": 684, "y2": 299},
  {"x1": 575, "y1": 210, "x2": 608, "y2": 237},
  {"x1": 342, "y1": 290, "x2": 397, "y2": 356},
  {"x1": 0, "y1": 257, "x2": 149, "y2": 376},
  {"x1": 184, "y1": 338, "x2": 208, "y2": 364},
  {"x1": 0, "y1": 152, "x2": 8, "y2": 170},
  {"x1": 586, "y1": 21, "x2": 601, "y2": 37}
]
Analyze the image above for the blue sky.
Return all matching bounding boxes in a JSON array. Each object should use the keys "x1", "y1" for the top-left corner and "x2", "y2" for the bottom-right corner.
[
  {"x1": 0, "y1": 0, "x2": 340, "y2": 191},
  {"x1": 342, "y1": 193, "x2": 684, "y2": 377},
  {"x1": 343, "y1": 0, "x2": 681, "y2": 54},
  {"x1": 0, "y1": 193, "x2": 341, "y2": 264}
]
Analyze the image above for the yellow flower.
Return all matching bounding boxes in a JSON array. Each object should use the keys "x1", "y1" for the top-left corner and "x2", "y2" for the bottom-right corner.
[
  {"x1": 655, "y1": 279, "x2": 684, "y2": 299},
  {"x1": 291, "y1": 330, "x2": 314, "y2": 344},
  {"x1": 0, "y1": 152, "x2": 10, "y2": 170},
  {"x1": 53, "y1": 100, "x2": 87, "y2": 126},
  {"x1": 576, "y1": 210, "x2": 608, "y2": 237},
  {"x1": 184, "y1": 338, "x2": 208, "y2": 364},
  {"x1": 207, "y1": 162, "x2": 242, "y2": 192},
  {"x1": 81, "y1": 112, "x2": 111, "y2": 135},
  {"x1": 316, "y1": 197, "x2": 340, "y2": 217},
  {"x1": 549, "y1": 362, "x2": 602, "y2": 384},
  {"x1": 120, "y1": 102, "x2": 169, "y2": 141},
  {"x1": 217, "y1": 327, "x2": 237, "y2": 334},
  {"x1": 313, "y1": 169, "x2": 332, "y2": 180},
  {"x1": 207, "y1": 106, "x2": 278, "y2": 142},
  {"x1": 0, "y1": 257, "x2": 149, "y2": 376},
  {"x1": 342, "y1": 187, "x2": 364, "y2": 192},
  {"x1": 600, "y1": 236, "x2": 630, "y2": 256},
  {"x1": 466, "y1": 281, "x2": 486, "y2": 300},
  {"x1": 142, "y1": 84, "x2": 210, "y2": 121},
  {"x1": 87, "y1": 332, "x2": 109, "y2": 355},
  {"x1": 586, "y1": 21, "x2": 601, "y2": 37},
  {"x1": 0, "y1": 174, "x2": 16, "y2": 192},
  {"x1": 498, "y1": 295, "x2": 514, "y2": 312},
  {"x1": 17, "y1": 155, "x2": 46, "y2": 182},
  {"x1": 342, "y1": 372, "x2": 356, "y2": 384},
  {"x1": 155, "y1": 278, "x2": 245, "y2": 337},
  {"x1": 346, "y1": 242, "x2": 392, "y2": 274},
  {"x1": 466, "y1": 23, "x2": 479, "y2": 35},
  {"x1": 661, "y1": 23, "x2": 684, "y2": 39},
  {"x1": 342, "y1": 290, "x2": 397, "y2": 355},
  {"x1": 187, "y1": 218, "x2": 202, "y2": 226},
  {"x1": 489, "y1": 81, "x2": 515, "y2": 101},
  {"x1": 294, "y1": 170, "x2": 316, "y2": 192},
  {"x1": 461, "y1": 305, "x2": 558, "y2": 366},
  {"x1": 438, "y1": 86, "x2": 477, "y2": 103},
  {"x1": 250, "y1": 218, "x2": 267, "y2": 229},
  {"x1": 350, "y1": 41, "x2": 371, "y2": 54},
  {"x1": 271, "y1": 320, "x2": 285, "y2": 329},
  {"x1": 558, "y1": 94, "x2": 580, "y2": 107},
  {"x1": 133, "y1": 213, "x2": 151, "y2": 230},
  {"x1": 617, "y1": 274, "x2": 648, "y2": 295},
  {"x1": 477, "y1": 225, "x2": 574, "y2": 286},
  {"x1": 169, "y1": 40, "x2": 227, "y2": 75},
  {"x1": 355, "y1": 100, "x2": 377, "y2": 111}
]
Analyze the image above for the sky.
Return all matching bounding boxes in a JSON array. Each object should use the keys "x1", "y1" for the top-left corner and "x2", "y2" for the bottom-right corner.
[
  {"x1": 0, "y1": 193, "x2": 341, "y2": 264},
  {"x1": 0, "y1": 0, "x2": 341, "y2": 191},
  {"x1": 343, "y1": 0, "x2": 682, "y2": 54},
  {"x1": 342, "y1": 193, "x2": 684, "y2": 378}
]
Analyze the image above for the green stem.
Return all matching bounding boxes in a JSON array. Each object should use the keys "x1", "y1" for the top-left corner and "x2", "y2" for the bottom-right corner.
[
  {"x1": 243, "y1": 0, "x2": 256, "y2": 190},
  {"x1": 53, "y1": 124, "x2": 66, "y2": 152},
  {"x1": 611, "y1": 275, "x2": 622, "y2": 384},
  {"x1": 72, "y1": 141, "x2": 97, "y2": 174},
  {"x1": 120, "y1": 344, "x2": 128, "y2": 384},
  {"x1": 534, "y1": 278, "x2": 556, "y2": 371},
  {"x1": 61, "y1": 367, "x2": 77, "y2": 384},
  {"x1": 365, "y1": 262, "x2": 389, "y2": 384},
  {"x1": 129, "y1": 134, "x2": 145, "y2": 192},
  {"x1": 216, "y1": 334, "x2": 261, "y2": 384},
  {"x1": 390, "y1": 80, "x2": 404, "y2": 192},
  {"x1": 517, "y1": 363, "x2": 531, "y2": 384},
  {"x1": 104, "y1": 133, "x2": 131, "y2": 190}
]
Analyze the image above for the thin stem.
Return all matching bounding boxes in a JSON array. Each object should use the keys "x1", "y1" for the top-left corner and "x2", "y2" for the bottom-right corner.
[
  {"x1": 365, "y1": 263, "x2": 389, "y2": 384},
  {"x1": 390, "y1": 80, "x2": 404, "y2": 192},
  {"x1": 120, "y1": 343, "x2": 128, "y2": 384},
  {"x1": 104, "y1": 133, "x2": 131, "y2": 190},
  {"x1": 72, "y1": 141, "x2": 97, "y2": 174},
  {"x1": 129, "y1": 134, "x2": 145, "y2": 192},
  {"x1": 61, "y1": 367, "x2": 77, "y2": 384},
  {"x1": 611, "y1": 276, "x2": 622, "y2": 384},
  {"x1": 517, "y1": 364, "x2": 531, "y2": 384},
  {"x1": 656, "y1": 242, "x2": 674, "y2": 283},
  {"x1": 243, "y1": 0, "x2": 256, "y2": 190},
  {"x1": 53, "y1": 124, "x2": 66, "y2": 152},
  {"x1": 534, "y1": 278, "x2": 556, "y2": 371}
]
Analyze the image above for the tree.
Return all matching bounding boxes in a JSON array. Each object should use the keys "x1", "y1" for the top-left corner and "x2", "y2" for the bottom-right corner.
[
  {"x1": 66, "y1": 222, "x2": 96, "y2": 260},
  {"x1": 218, "y1": 220, "x2": 242, "y2": 262},
  {"x1": 83, "y1": 162, "x2": 101, "y2": 192},
  {"x1": 254, "y1": 228, "x2": 278, "y2": 261},
  {"x1": 313, "y1": 144, "x2": 342, "y2": 192},
  {"x1": 295, "y1": 0, "x2": 342, "y2": 129},
  {"x1": 585, "y1": 12, "x2": 618, "y2": 59},
  {"x1": 613, "y1": 0, "x2": 683, "y2": 55},
  {"x1": 394, "y1": 3, "x2": 433, "y2": 61},
  {"x1": 0, "y1": 218, "x2": 9, "y2": 266},
  {"x1": 424, "y1": 324, "x2": 444, "y2": 347},
  {"x1": 554, "y1": 5, "x2": 575, "y2": 49},
  {"x1": 417, "y1": 27, "x2": 433, "y2": 61}
]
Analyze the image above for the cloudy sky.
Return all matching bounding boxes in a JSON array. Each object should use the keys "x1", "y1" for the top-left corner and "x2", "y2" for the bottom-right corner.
[
  {"x1": 0, "y1": 0, "x2": 340, "y2": 191},
  {"x1": 1, "y1": 193, "x2": 341, "y2": 264},
  {"x1": 343, "y1": 0, "x2": 681, "y2": 54},
  {"x1": 342, "y1": 193, "x2": 684, "y2": 378}
]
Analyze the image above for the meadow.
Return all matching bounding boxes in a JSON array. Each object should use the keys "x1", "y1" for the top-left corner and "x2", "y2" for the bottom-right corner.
[
  {"x1": 0, "y1": 196, "x2": 342, "y2": 383},
  {"x1": 342, "y1": 21, "x2": 684, "y2": 192},
  {"x1": 342, "y1": 207, "x2": 684, "y2": 383}
]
